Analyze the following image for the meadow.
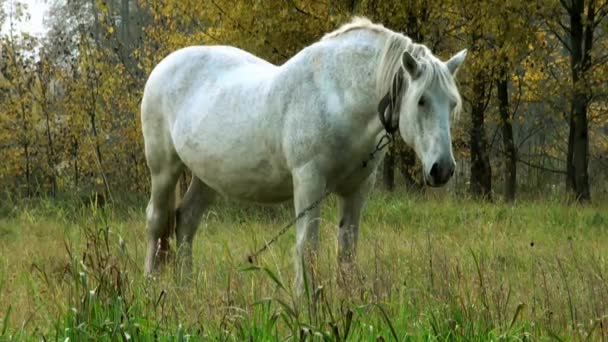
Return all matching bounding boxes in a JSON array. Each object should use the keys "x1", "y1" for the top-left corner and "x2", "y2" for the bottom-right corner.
[{"x1": 1, "y1": 190, "x2": 607, "y2": 340}]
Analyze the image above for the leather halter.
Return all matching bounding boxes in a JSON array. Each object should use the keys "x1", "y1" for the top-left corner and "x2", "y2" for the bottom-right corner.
[{"x1": 377, "y1": 68, "x2": 405, "y2": 135}]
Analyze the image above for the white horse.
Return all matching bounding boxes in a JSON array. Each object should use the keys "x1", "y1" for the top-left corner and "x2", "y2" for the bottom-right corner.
[{"x1": 140, "y1": 17, "x2": 466, "y2": 291}]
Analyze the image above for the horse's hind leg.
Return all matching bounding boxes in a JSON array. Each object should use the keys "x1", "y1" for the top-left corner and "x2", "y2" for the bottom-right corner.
[
  {"x1": 144, "y1": 154, "x2": 183, "y2": 276},
  {"x1": 175, "y1": 176, "x2": 216, "y2": 279}
]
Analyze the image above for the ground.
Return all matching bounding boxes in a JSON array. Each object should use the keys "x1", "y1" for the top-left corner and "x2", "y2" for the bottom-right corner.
[{"x1": 0, "y1": 190, "x2": 607, "y2": 340}]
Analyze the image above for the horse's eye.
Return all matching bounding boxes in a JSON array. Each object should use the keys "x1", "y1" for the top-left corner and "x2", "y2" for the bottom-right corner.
[{"x1": 418, "y1": 97, "x2": 426, "y2": 107}]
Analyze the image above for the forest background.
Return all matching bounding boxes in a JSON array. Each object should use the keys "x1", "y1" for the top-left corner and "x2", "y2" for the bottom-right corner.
[{"x1": 1, "y1": 0, "x2": 607, "y2": 204}]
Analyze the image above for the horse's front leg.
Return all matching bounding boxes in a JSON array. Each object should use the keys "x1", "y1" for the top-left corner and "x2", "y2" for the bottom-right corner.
[
  {"x1": 292, "y1": 165, "x2": 326, "y2": 295},
  {"x1": 336, "y1": 173, "x2": 375, "y2": 284}
]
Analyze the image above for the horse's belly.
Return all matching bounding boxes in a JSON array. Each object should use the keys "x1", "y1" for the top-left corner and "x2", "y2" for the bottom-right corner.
[
  {"x1": 175, "y1": 134, "x2": 293, "y2": 203},
  {"x1": 198, "y1": 161, "x2": 293, "y2": 203}
]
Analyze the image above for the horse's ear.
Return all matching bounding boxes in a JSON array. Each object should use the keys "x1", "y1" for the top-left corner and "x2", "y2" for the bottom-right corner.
[
  {"x1": 446, "y1": 49, "x2": 467, "y2": 76},
  {"x1": 402, "y1": 51, "x2": 420, "y2": 79}
]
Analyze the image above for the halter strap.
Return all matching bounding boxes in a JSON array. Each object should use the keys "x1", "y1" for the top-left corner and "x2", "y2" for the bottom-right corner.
[{"x1": 377, "y1": 68, "x2": 404, "y2": 135}]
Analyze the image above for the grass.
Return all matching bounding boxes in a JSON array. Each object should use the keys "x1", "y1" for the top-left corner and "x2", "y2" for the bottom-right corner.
[{"x1": 0, "y1": 190, "x2": 607, "y2": 340}]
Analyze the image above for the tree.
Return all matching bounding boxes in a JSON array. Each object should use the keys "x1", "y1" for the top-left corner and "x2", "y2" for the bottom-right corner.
[
  {"x1": 544, "y1": 0, "x2": 608, "y2": 202},
  {"x1": 491, "y1": 1, "x2": 537, "y2": 202},
  {"x1": 1, "y1": 1, "x2": 40, "y2": 196},
  {"x1": 450, "y1": 0, "x2": 495, "y2": 200},
  {"x1": 33, "y1": 52, "x2": 58, "y2": 196}
]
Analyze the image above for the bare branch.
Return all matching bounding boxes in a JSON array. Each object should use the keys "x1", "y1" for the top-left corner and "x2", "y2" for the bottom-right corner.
[
  {"x1": 556, "y1": 19, "x2": 572, "y2": 35},
  {"x1": 284, "y1": 0, "x2": 321, "y2": 20},
  {"x1": 517, "y1": 123, "x2": 547, "y2": 150},
  {"x1": 518, "y1": 152, "x2": 565, "y2": 164},
  {"x1": 593, "y1": 3, "x2": 608, "y2": 28},
  {"x1": 544, "y1": 22, "x2": 572, "y2": 52},
  {"x1": 489, "y1": 124, "x2": 501, "y2": 151},
  {"x1": 516, "y1": 157, "x2": 567, "y2": 175},
  {"x1": 210, "y1": 0, "x2": 288, "y2": 59},
  {"x1": 495, "y1": 147, "x2": 567, "y2": 175}
]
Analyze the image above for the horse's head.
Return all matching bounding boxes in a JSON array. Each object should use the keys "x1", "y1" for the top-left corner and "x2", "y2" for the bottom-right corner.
[{"x1": 396, "y1": 49, "x2": 466, "y2": 187}]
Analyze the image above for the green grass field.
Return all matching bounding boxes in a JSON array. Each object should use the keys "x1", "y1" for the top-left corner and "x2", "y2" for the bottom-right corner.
[{"x1": 1, "y1": 191, "x2": 607, "y2": 340}]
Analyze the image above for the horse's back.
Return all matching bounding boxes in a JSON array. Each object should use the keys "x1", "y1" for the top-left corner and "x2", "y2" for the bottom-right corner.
[
  {"x1": 142, "y1": 45, "x2": 274, "y2": 119},
  {"x1": 141, "y1": 45, "x2": 277, "y2": 146}
]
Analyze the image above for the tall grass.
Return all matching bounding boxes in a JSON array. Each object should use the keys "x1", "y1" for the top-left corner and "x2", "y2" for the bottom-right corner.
[{"x1": 0, "y1": 191, "x2": 607, "y2": 340}]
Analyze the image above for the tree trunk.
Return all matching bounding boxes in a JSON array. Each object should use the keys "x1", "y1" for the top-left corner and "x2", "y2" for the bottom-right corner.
[
  {"x1": 42, "y1": 85, "x2": 57, "y2": 197},
  {"x1": 38, "y1": 58, "x2": 57, "y2": 197},
  {"x1": 87, "y1": 68, "x2": 110, "y2": 198},
  {"x1": 566, "y1": 114, "x2": 576, "y2": 192},
  {"x1": 73, "y1": 137, "x2": 79, "y2": 188},
  {"x1": 19, "y1": 88, "x2": 31, "y2": 197},
  {"x1": 563, "y1": 0, "x2": 593, "y2": 202},
  {"x1": 121, "y1": 0, "x2": 130, "y2": 43},
  {"x1": 497, "y1": 70, "x2": 516, "y2": 202},
  {"x1": 469, "y1": 73, "x2": 492, "y2": 200},
  {"x1": 91, "y1": 0, "x2": 101, "y2": 41},
  {"x1": 383, "y1": 148, "x2": 395, "y2": 191},
  {"x1": 89, "y1": 95, "x2": 104, "y2": 167},
  {"x1": 571, "y1": 95, "x2": 590, "y2": 200}
]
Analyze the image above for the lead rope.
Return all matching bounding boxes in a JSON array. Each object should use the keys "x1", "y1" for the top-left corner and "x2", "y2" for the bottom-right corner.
[{"x1": 246, "y1": 131, "x2": 394, "y2": 264}]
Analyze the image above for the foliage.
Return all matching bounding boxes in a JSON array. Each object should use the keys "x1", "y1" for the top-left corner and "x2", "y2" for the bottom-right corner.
[{"x1": 0, "y1": 0, "x2": 607, "y2": 200}]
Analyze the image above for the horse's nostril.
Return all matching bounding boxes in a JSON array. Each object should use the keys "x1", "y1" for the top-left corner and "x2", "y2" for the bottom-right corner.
[
  {"x1": 430, "y1": 162, "x2": 439, "y2": 181},
  {"x1": 449, "y1": 167, "x2": 455, "y2": 177}
]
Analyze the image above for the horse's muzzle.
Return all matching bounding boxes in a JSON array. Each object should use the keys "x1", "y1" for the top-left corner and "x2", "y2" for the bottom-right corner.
[{"x1": 425, "y1": 159, "x2": 455, "y2": 187}]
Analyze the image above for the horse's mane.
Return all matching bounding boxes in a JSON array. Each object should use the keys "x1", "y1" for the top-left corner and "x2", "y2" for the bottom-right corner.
[
  {"x1": 321, "y1": 16, "x2": 390, "y2": 40},
  {"x1": 322, "y1": 17, "x2": 462, "y2": 117}
]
